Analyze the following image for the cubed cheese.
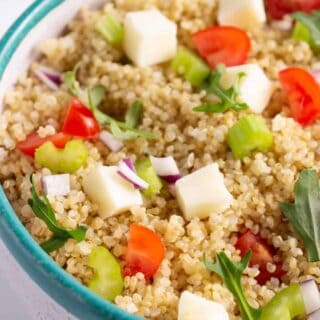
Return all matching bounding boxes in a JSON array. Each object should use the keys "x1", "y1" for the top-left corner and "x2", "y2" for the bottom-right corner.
[
  {"x1": 178, "y1": 291, "x2": 229, "y2": 320},
  {"x1": 218, "y1": 0, "x2": 266, "y2": 32},
  {"x1": 221, "y1": 64, "x2": 274, "y2": 114},
  {"x1": 123, "y1": 10, "x2": 177, "y2": 67},
  {"x1": 82, "y1": 165, "x2": 143, "y2": 218},
  {"x1": 176, "y1": 164, "x2": 234, "y2": 220}
]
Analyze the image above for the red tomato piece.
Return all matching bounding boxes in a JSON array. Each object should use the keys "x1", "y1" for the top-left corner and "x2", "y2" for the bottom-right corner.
[
  {"x1": 279, "y1": 67, "x2": 320, "y2": 126},
  {"x1": 266, "y1": 0, "x2": 320, "y2": 20},
  {"x1": 124, "y1": 224, "x2": 166, "y2": 280},
  {"x1": 17, "y1": 132, "x2": 70, "y2": 157},
  {"x1": 236, "y1": 230, "x2": 285, "y2": 285},
  {"x1": 62, "y1": 97, "x2": 100, "y2": 138},
  {"x1": 192, "y1": 26, "x2": 251, "y2": 69}
]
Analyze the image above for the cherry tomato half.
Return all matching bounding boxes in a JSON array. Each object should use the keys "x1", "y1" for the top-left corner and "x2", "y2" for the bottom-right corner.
[
  {"x1": 17, "y1": 132, "x2": 70, "y2": 157},
  {"x1": 124, "y1": 224, "x2": 166, "y2": 280},
  {"x1": 279, "y1": 67, "x2": 320, "y2": 126},
  {"x1": 192, "y1": 26, "x2": 251, "y2": 69},
  {"x1": 236, "y1": 230, "x2": 285, "y2": 285},
  {"x1": 62, "y1": 97, "x2": 100, "y2": 138}
]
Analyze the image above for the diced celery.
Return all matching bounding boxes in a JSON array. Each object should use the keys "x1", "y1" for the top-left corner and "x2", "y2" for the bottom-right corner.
[
  {"x1": 95, "y1": 14, "x2": 124, "y2": 46},
  {"x1": 171, "y1": 47, "x2": 210, "y2": 87},
  {"x1": 135, "y1": 157, "x2": 163, "y2": 197},
  {"x1": 259, "y1": 284, "x2": 306, "y2": 320},
  {"x1": 227, "y1": 115, "x2": 273, "y2": 160},
  {"x1": 292, "y1": 22, "x2": 313, "y2": 47},
  {"x1": 35, "y1": 140, "x2": 88, "y2": 173},
  {"x1": 88, "y1": 246, "x2": 124, "y2": 301}
]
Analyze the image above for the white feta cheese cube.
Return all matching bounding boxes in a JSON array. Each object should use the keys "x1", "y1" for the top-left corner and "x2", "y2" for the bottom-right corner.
[
  {"x1": 176, "y1": 164, "x2": 234, "y2": 220},
  {"x1": 178, "y1": 291, "x2": 229, "y2": 320},
  {"x1": 218, "y1": 0, "x2": 266, "y2": 32},
  {"x1": 221, "y1": 64, "x2": 274, "y2": 114},
  {"x1": 123, "y1": 10, "x2": 177, "y2": 67},
  {"x1": 82, "y1": 165, "x2": 143, "y2": 219}
]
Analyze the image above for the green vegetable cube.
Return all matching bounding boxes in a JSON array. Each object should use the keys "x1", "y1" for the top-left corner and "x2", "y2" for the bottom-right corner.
[
  {"x1": 88, "y1": 246, "x2": 124, "y2": 301},
  {"x1": 171, "y1": 47, "x2": 210, "y2": 87},
  {"x1": 135, "y1": 157, "x2": 163, "y2": 197},
  {"x1": 35, "y1": 140, "x2": 88, "y2": 174},
  {"x1": 292, "y1": 22, "x2": 313, "y2": 47},
  {"x1": 227, "y1": 115, "x2": 273, "y2": 160},
  {"x1": 95, "y1": 13, "x2": 124, "y2": 46}
]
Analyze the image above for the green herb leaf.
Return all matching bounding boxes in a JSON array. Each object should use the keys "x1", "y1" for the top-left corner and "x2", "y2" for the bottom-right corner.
[
  {"x1": 125, "y1": 100, "x2": 143, "y2": 129},
  {"x1": 88, "y1": 85, "x2": 106, "y2": 110},
  {"x1": 280, "y1": 169, "x2": 320, "y2": 262},
  {"x1": 204, "y1": 251, "x2": 261, "y2": 320},
  {"x1": 193, "y1": 64, "x2": 249, "y2": 113},
  {"x1": 292, "y1": 11, "x2": 320, "y2": 49},
  {"x1": 28, "y1": 176, "x2": 87, "y2": 253}
]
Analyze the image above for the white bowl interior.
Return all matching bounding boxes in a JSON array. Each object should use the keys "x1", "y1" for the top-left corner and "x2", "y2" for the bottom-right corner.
[{"x1": 0, "y1": 0, "x2": 106, "y2": 111}]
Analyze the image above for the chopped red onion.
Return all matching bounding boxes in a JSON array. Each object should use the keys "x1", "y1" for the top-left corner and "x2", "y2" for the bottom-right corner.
[
  {"x1": 117, "y1": 159, "x2": 148, "y2": 190},
  {"x1": 309, "y1": 308, "x2": 320, "y2": 319},
  {"x1": 99, "y1": 131, "x2": 124, "y2": 152},
  {"x1": 34, "y1": 65, "x2": 61, "y2": 90},
  {"x1": 41, "y1": 174, "x2": 70, "y2": 196},
  {"x1": 123, "y1": 157, "x2": 136, "y2": 172},
  {"x1": 301, "y1": 279, "x2": 320, "y2": 315},
  {"x1": 150, "y1": 156, "x2": 181, "y2": 183}
]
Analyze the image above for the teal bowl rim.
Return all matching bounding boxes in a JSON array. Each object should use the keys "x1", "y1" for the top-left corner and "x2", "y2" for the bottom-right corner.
[{"x1": 0, "y1": 1, "x2": 141, "y2": 319}]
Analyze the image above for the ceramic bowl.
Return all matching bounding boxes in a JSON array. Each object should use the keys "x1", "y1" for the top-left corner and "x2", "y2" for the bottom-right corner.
[{"x1": 0, "y1": 1, "x2": 141, "y2": 319}]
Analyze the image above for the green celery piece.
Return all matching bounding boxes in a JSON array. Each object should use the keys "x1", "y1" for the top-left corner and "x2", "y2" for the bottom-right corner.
[
  {"x1": 280, "y1": 169, "x2": 320, "y2": 262},
  {"x1": 292, "y1": 11, "x2": 320, "y2": 50},
  {"x1": 35, "y1": 140, "x2": 88, "y2": 174},
  {"x1": 227, "y1": 115, "x2": 273, "y2": 160},
  {"x1": 259, "y1": 284, "x2": 306, "y2": 320},
  {"x1": 292, "y1": 21, "x2": 313, "y2": 46},
  {"x1": 125, "y1": 100, "x2": 143, "y2": 129},
  {"x1": 95, "y1": 14, "x2": 124, "y2": 46},
  {"x1": 88, "y1": 246, "x2": 124, "y2": 301},
  {"x1": 28, "y1": 176, "x2": 87, "y2": 253},
  {"x1": 135, "y1": 157, "x2": 163, "y2": 197},
  {"x1": 205, "y1": 251, "x2": 261, "y2": 320},
  {"x1": 171, "y1": 47, "x2": 211, "y2": 87},
  {"x1": 193, "y1": 64, "x2": 249, "y2": 113}
]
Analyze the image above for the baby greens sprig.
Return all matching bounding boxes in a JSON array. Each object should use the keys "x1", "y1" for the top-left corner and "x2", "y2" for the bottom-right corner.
[{"x1": 28, "y1": 175, "x2": 87, "y2": 253}]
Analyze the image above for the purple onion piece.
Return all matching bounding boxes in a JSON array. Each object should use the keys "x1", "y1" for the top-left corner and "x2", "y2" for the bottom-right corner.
[
  {"x1": 161, "y1": 174, "x2": 182, "y2": 184},
  {"x1": 99, "y1": 131, "x2": 123, "y2": 152},
  {"x1": 123, "y1": 157, "x2": 136, "y2": 172},
  {"x1": 34, "y1": 65, "x2": 62, "y2": 90},
  {"x1": 41, "y1": 174, "x2": 70, "y2": 196},
  {"x1": 117, "y1": 160, "x2": 148, "y2": 190}
]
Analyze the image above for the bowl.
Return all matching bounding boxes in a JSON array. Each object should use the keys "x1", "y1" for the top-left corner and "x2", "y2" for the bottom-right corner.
[{"x1": 0, "y1": 1, "x2": 141, "y2": 319}]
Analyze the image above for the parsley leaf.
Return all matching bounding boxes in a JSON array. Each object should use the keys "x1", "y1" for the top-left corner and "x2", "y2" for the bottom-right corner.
[
  {"x1": 204, "y1": 251, "x2": 261, "y2": 320},
  {"x1": 62, "y1": 65, "x2": 156, "y2": 141},
  {"x1": 292, "y1": 11, "x2": 320, "y2": 49},
  {"x1": 125, "y1": 100, "x2": 143, "y2": 129},
  {"x1": 193, "y1": 64, "x2": 249, "y2": 113},
  {"x1": 28, "y1": 176, "x2": 87, "y2": 253},
  {"x1": 280, "y1": 169, "x2": 320, "y2": 262}
]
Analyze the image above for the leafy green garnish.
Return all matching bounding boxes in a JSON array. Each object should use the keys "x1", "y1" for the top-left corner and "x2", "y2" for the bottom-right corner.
[
  {"x1": 125, "y1": 100, "x2": 143, "y2": 129},
  {"x1": 28, "y1": 176, "x2": 87, "y2": 253},
  {"x1": 62, "y1": 65, "x2": 156, "y2": 141},
  {"x1": 204, "y1": 251, "x2": 261, "y2": 320},
  {"x1": 292, "y1": 11, "x2": 320, "y2": 50},
  {"x1": 280, "y1": 169, "x2": 320, "y2": 262},
  {"x1": 193, "y1": 64, "x2": 249, "y2": 113}
]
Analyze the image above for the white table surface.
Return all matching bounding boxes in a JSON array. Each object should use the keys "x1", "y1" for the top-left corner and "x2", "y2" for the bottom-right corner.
[{"x1": 0, "y1": 2, "x2": 74, "y2": 319}]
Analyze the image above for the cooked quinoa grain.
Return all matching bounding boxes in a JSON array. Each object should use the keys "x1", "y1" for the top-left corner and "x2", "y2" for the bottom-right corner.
[{"x1": 1, "y1": 1, "x2": 320, "y2": 319}]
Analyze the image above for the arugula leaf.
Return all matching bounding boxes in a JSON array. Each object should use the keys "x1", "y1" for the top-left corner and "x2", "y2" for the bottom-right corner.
[
  {"x1": 292, "y1": 11, "x2": 320, "y2": 49},
  {"x1": 193, "y1": 64, "x2": 249, "y2": 113},
  {"x1": 28, "y1": 176, "x2": 87, "y2": 253},
  {"x1": 88, "y1": 85, "x2": 106, "y2": 110},
  {"x1": 280, "y1": 169, "x2": 320, "y2": 262},
  {"x1": 125, "y1": 100, "x2": 143, "y2": 129},
  {"x1": 204, "y1": 251, "x2": 261, "y2": 320}
]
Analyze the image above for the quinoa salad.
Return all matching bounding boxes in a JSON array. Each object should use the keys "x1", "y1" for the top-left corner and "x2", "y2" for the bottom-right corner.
[{"x1": 2, "y1": 0, "x2": 320, "y2": 319}]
